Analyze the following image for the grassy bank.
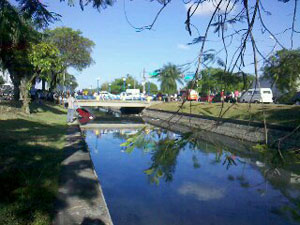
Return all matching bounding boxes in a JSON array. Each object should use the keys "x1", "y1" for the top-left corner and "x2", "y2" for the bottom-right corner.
[
  {"x1": 149, "y1": 102, "x2": 300, "y2": 128},
  {"x1": 0, "y1": 101, "x2": 67, "y2": 225}
]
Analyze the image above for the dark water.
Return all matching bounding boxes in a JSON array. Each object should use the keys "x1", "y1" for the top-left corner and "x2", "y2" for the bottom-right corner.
[{"x1": 85, "y1": 126, "x2": 300, "y2": 225}]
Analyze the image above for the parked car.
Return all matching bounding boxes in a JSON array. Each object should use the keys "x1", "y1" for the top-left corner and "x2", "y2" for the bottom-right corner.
[
  {"x1": 224, "y1": 92, "x2": 236, "y2": 103},
  {"x1": 180, "y1": 89, "x2": 198, "y2": 101},
  {"x1": 199, "y1": 95, "x2": 215, "y2": 102},
  {"x1": 0, "y1": 84, "x2": 13, "y2": 99},
  {"x1": 108, "y1": 93, "x2": 120, "y2": 100},
  {"x1": 120, "y1": 91, "x2": 145, "y2": 101},
  {"x1": 80, "y1": 95, "x2": 95, "y2": 100},
  {"x1": 99, "y1": 91, "x2": 109, "y2": 100},
  {"x1": 239, "y1": 88, "x2": 273, "y2": 103}
]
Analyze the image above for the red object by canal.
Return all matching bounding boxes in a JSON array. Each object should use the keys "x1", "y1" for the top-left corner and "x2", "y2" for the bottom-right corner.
[
  {"x1": 76, "y1": 108, "x2": 95, "y2": 125},
  {"x1": 76, "y1": 108, "x2": 93, "y2": 118}
]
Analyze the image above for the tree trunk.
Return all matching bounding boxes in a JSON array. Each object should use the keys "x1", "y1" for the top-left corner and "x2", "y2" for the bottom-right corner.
[
  {"x1": 42, "y1": 79, "x2": 46, "y2": 91},
  {"x1": 9, "y1": 72, "x2": 21, "y2": 101},
  {"x1": 49, "y1": 72, "x2": 57, "y2": 92},
  {"x1": 242, "y1": 72, "x2": 247, "y2": 90},
  {"x1": 19, "y1": 76, "x2": 31, "y2": 114}
]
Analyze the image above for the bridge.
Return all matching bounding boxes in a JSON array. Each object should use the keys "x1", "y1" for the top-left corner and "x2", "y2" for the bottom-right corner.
[
  {"x1": 80, "y1": 123, "x2": 146, "y2": 130},
  {"x1": 76, "y1": 100, "x2": 155, "y2": 108}
]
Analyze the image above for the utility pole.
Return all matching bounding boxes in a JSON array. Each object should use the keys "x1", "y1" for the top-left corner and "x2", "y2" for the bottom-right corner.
[
  {"x1": 142, "y1": 68, "x2": 146, "y2": 94},
  {"x1": 97, "y1": 77, "x2": 100, "y2": 94}
]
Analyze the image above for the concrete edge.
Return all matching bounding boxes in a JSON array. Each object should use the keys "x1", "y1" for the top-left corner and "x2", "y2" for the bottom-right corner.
[
  {"x1": 78, "y1": 125, "x2": 114, "y2": 225},
  {"x1": 142, "y1": 108, "x2": 300, "y2": 148},
  {"x1": 53, "y1": 125, "x2": 114, "y2": 225},
  {"x1": 146, "y1": 107, "x2": 296, "y2": 132}
]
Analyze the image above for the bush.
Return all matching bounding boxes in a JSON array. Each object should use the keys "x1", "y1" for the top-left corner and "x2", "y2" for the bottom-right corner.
[{"x1": 276, "y1": 92, "x2": 296, "y2": 104}]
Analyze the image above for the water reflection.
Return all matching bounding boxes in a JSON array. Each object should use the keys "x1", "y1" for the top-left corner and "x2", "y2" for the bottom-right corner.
[
  {"x1": 119, "y1": 127, "x2": 300, "y2": 222},
  {"x1": 121, "y1": 128, "x2": 254, "y2": 184},
  {"x1": 86, "y1": 126, "x2": 300, "y2": 225},
  {"x1": 178, "y1": 182, "x2": 226, "y2": 201}
]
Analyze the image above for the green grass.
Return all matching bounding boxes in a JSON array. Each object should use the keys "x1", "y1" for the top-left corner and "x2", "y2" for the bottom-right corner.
[
  {"x1": 149, "y1": 102, "x2": 300, "y2": 128},
  {"x1": 0, "y1": 101, "x2": 68, "y2": 225}
]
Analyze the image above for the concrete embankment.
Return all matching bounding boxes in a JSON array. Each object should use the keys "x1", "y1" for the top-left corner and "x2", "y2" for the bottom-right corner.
[
  {"x1": 53, "y1": 125, "x2": 113, "y2": 225},
  {"x1": 142, "y1": 108, "x2": 300, "y2": 149}
]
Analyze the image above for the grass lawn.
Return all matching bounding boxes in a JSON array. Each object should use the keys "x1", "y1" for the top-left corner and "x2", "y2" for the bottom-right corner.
[
  {"x1": 149, "y1": 102, "x2": 300, "y2": 128},
  {"x1": 0, "y1": 101, "x2": 68, "y2": 225}
]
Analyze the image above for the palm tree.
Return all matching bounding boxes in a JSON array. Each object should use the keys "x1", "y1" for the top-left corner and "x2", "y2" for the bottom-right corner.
[{"x1": 158, "y1": 63, "x2": 183, "y2": 95}]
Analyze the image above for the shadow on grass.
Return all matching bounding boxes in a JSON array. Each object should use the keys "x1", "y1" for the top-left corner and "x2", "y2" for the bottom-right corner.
[
  {"x1": 249, "y1": 107, "x2": 300, "y2": 148},
  {"x1": 256, "y1": 106, "x2": 300, "y2": 128},
  {"x1": 0, "y1": 100, "x2": 22, "y2": 108},
  {"x1": 201, "y1": 106, "x2": 214, "y2": 115},
  {"x1": 0, "y1": 119, "x2": 102, "y2": 225},
  {"x1": 30, "y1": 101, "x2": 66, "y2": 115},
  {"x1": 0, "y1": 119, "x2": 66, "y2": 148},
  {"x1": 0, "y1": 100, "x2": 66, "y2": 114}
]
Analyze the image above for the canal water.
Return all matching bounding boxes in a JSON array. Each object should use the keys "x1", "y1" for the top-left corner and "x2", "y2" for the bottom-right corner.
[{"x1": 84, "y1": 116, "x2": 300, "y2": 225}]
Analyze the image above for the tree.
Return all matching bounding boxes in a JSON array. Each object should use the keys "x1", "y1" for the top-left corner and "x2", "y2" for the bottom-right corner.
[
  {"x1": 100, "y1": 75, "x2": 158, "y2": 94},
  {"x1": 6, "y1": 46, "x2": 35, "y2": 113},
  {"x1": 158, "y1": 63, "x2": 183, "y2": 95},
  {"x1": 44, "y1": 27, "x2": 95, "y2": 90},
  {"x1": 190, "y1": 68, "x2": 254, "y2": 95},
  {"x1": 29, "y1": 42, "x2": 63, "y2": 77},
  {"x1": 0, "y1": 1, "x2": 41, "y2": 100},
  {"x1": 159, "y1": 64, "x2": 182, "y2": 94},
  {"x1": 0, "y1": 76, "x2": 4, "y2": 86},
  {"x1": 263, "y1": 49, "x2": 300, "y2": 96},
  {"x1": 17, "y1": 42, "x2": 64, "y2": 113},
  {"x1": 100, "y1": 82, "x2": 109, "y2": 91},
  {"x1": 146, "y1": 82, "x2": 158, "y2": 94},
  {"x1": 64, "y1": 73, "x2": 78, "y2": 92},
  {"x1": 1, "y1": 41, "x2": 64, "y2": 113},
  {"x1": 45, "y1": 27, "x2": 95, "y2": 71},
  {"x1": 108, "y1": 75, "x2": 142, "y2": 93},
  {"x1": 197, "y1": 68, "x2": 221, "y2": 94}
]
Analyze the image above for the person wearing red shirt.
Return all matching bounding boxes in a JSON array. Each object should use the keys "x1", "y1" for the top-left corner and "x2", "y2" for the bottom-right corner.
[{"x1": 220, "y1": 90, "x2": 224, "y2": 103}]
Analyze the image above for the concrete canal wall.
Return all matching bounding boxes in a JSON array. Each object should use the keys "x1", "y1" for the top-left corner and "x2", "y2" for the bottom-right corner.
[
  {"x1": 142, "y1": 116, "x2": 258, "y2": 159},
  {"x1": 142, "y1": 108, "x2": 300, "y2": 148},
  {"x1": 53, "y1": 125, "x2": 113, "y2": 225}
]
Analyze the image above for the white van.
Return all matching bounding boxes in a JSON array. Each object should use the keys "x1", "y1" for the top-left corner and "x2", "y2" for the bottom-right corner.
[
  {"x1": 239, "y1": 88, "x2": 273, "y2": 103},
  {"x1": 126, "y1": 89, "x2": 140, "y2": 97}
]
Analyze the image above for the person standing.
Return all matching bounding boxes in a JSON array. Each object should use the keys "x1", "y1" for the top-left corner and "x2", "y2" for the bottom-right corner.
[
  {"x1": 220, "y1": 90, "x2": 224, "y2": 103},
  {"x1": 234, "y1": 89, "x2": 239, "y2": 103},
  {"x1": 67, "y1": 92, "x2": 75, "y2": 123}
]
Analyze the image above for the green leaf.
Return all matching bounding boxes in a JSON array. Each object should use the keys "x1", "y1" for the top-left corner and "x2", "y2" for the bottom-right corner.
[
  {"x1": 144, "y1": 168, "x2": 154, "y2": 175},
  {"x1": 125, "y1": 145, "x2": 135, "y2": 153},
  {"x1": 157, "y1": 169, "x2": 163, "y2": 177},
  {"x1": 120, "y1": 142, "x2": 130, "y2": 147}
]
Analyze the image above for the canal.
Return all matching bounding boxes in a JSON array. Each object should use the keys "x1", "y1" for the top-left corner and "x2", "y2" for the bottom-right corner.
[{"x1": 83, "y1": 112, "x2": 300, "y2": 225}]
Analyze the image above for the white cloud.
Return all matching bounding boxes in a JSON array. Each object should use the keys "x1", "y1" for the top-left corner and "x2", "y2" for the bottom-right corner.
[
  {"x1": 177, "y1": 44, "x2": 190, "y2": 50},
  {"x1": 178, "y1": 182, "x2": 225, "y2": 201},
  {"x1": 185, "y1": 0, "x2": 235, "y2": 16}
]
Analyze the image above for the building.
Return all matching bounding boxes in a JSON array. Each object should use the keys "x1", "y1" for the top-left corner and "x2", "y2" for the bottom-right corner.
[
  {"x1": 0, "y1": 69, "x2": 13, "y2": 86},
  {"x1": 0, "y1": 69, "x2": 48, "y2": 90}
]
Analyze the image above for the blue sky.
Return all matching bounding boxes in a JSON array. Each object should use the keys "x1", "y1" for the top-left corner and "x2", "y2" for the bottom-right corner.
[{"x1": 45, "y1": 0, "x2": 299, "y2": 90}]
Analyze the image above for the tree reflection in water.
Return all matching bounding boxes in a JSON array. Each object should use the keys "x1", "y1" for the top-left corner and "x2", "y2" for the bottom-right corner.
[
  {"x1": 121, "y1": 127, "x2": 187, "y2": 184},
  {"x1": 120, "y1": 127, "x2": 247, "y2": 184},
  {"x1": 118, "y1": 126, "x2": 300, "y2": 221}
]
